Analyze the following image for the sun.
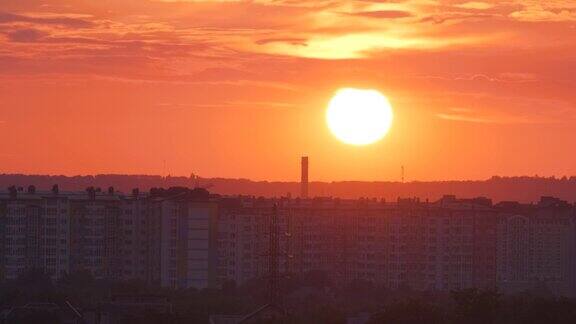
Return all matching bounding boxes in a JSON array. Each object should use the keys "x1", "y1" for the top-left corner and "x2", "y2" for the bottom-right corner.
[{"x1": 326, "y1": 88, "x2": 394, "y2": 145}]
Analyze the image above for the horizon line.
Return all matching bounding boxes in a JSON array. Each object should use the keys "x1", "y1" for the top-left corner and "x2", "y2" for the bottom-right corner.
[{"x1": 1, "y1": 172, "x2": 576, "y2": 184}]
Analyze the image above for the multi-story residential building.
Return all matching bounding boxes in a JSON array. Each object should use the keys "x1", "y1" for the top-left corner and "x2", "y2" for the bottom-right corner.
[
  {"x1": 215, "y1": 195, "x2": 574, "y2": 296},
  {"x1": 68, "y1": 187, "x2": 122, "y2": 280},
  {"x1": 0, "y1": 186, "x2": 71, "y2": 280},
  {"x1": 1, "y1": 187, "x2": 575, "y2": 296},
  {"x1": 215, "y1": 196, "x2": 501, "y2": 291},
  {"x1": 0, "y1": 186, "x2": 158, "y2": 282},
  {"x1": 116, "y1": 188, "x2": 160, "y2": 283},
  {"x1": 496, "y1": 197, "x2": 576, "y2": 296},
  {"x1": 216, "y1": 198, "x2": 274, "y2": 285},
  {"x1": 157, "y1": 197, "x2": 218, "y2": 289}
]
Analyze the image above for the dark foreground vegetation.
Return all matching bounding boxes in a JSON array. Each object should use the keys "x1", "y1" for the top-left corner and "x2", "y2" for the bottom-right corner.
[{"x1": 1, "y1": 269, "x2": 576, "y2": 324}]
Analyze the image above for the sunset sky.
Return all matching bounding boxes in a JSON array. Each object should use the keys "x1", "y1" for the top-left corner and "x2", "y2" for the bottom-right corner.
[{"x1": 1, "y1": 0, "x2": 575, "y2": 181}]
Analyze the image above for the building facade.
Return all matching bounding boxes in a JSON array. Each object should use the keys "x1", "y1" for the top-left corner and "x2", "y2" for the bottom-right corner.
[
  {"x1": 158, "y1": 199, "x2": 218, "y2": 289},
  {"x1": 1, "y1": 188, "x2": 575, "y2": 296},
  {"x1": 0, "y1": 186, "x2": 71, "y2": 280},
  {"x1": 215, "y1": 195, "x2": 575, "y2": 296},
  {"x1": 496, "y1": 198, "x2": 576, "y2": 296}
]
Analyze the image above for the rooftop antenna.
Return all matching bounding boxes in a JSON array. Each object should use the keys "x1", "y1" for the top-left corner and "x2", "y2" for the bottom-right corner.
[{"x1": 401, "y1": 165, "x2": 405, "y2": 183}]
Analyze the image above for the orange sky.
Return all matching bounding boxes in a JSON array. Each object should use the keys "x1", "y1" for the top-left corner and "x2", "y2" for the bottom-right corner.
[{"x1": 0, "y1": 0, "x2": 575, "y2": 182}]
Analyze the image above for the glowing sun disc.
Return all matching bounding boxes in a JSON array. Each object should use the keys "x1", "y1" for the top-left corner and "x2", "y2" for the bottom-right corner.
[{"x1": 326, "y1": 88, "x2": 394, "y2": 145}]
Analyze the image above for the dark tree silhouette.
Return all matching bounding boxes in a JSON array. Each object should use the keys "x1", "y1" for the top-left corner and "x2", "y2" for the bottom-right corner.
[
  {"x1": 369, "y1": 299, "x2": 445, "y2": 324},
  {"x1": 451, "y1": 288, "x2": 501, "y2": 324}
]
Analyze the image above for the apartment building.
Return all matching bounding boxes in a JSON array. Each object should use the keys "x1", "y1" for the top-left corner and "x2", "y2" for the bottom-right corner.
[
  {"x1": 0, "y1": 186, "x2": 71, "y2": 280},
  {"x1": 117, "y1": 189, "x2": 160, "y2": 283},
  {"x1": 216, "y1": 196, "x2": 574, "y2": 296},
  {"x1": 158, "y1": 197, "x2": 218, "y2": 289},
  {"x1": 215, "y1": 197, "x2": 499, "y2": 291},
  {"x1": 1, "y1": 187, "x2": 575, "y2": 296},
  {"x1": 496, "y1": 197, "x2": 576, "y2": 296}
]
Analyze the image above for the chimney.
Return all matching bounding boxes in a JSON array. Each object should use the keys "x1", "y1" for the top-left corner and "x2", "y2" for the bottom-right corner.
[
  {"x1": 52, "y1": 184, "x2": 59, "y2": 195},
  {"x1": 301, "y1": 156, "x2": 309, "y2": 199}
]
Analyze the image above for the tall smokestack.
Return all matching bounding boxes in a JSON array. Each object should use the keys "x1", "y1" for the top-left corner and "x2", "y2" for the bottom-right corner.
[{"x1": 301, "y1": 156, "x2": 309, "y2": 198}]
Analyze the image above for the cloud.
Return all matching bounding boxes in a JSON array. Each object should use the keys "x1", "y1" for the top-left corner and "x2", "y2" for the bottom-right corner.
[
  {"x1": 454, "y1": 2, "x2": 495, "y2": 10},
  {"x1": 509, "y1": 1, "x2": 576, "y2": 22},
  {"x1": 256, "y1": 37, "x2": 308, "y2": 46},
  {"x1": 414, "y1": 73, "x2": 539, "y2": 83},
  {"x1": 510, "y1": 9, "x2": 576, "y2": 22},
  {"x1": 0, "y1": 12, "x2": 94, "y2": 28},
  {"x1": 0, "y1": 0, "x2": 510, "y2": 63},
  {"x1": 437, "y1": 112, "x2": 496, "y2": 123},
  {"x1": 153, "y1": 0, "x2": 337, "y2": 8},
  {"x1": 420, "y1": 13, "x2": 495, "y2": 24},
  {"x1": 156, "y1": 100, "x2": 295, "y2": 110},
  {"x1": 0, "y1": 0, "x2": 573, "y2": 82},
  {"x1": 435, "y1": 92, "x2": 576, "y2": 125},
  {"x1": 6, "y1": 28, "x2": 47, "y2": 42},
  {"x1": 436, "y1": 107, "x2": 528, "y2": 124},
  {"x1": 347, "y1": 10, "x2": 413, "y2": 19}
]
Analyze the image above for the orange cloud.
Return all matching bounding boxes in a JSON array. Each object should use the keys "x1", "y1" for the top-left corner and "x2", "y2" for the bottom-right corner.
[
  {"x1": 454, "y1": 2, "x2": 495, "y2": 10},
  {"x1": 509, "y1": 0, "x2": 576, "y2": 22}
]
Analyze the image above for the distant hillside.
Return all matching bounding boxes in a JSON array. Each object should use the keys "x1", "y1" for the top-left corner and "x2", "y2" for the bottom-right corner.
[{"x1": 1, "y1": 174, "x2": 576, "y2": 203}]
